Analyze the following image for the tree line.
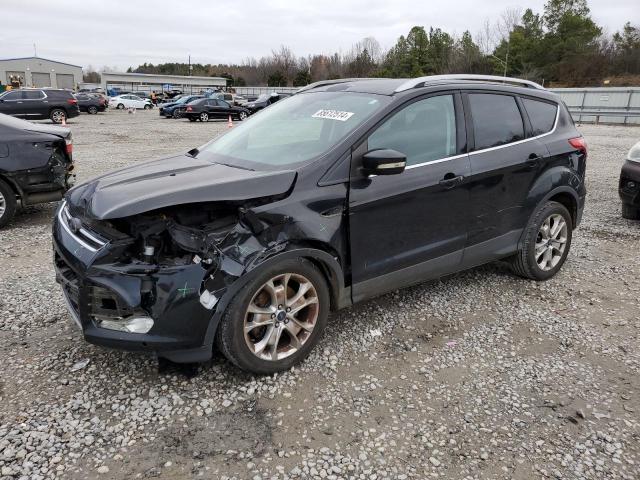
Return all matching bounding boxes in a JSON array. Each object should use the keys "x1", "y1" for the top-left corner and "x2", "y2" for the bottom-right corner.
[{"x1": 85, "y1": 0, "x2": 639, "y2": 88}]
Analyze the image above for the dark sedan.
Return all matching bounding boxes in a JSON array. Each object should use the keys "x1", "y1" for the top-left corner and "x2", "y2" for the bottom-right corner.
[
  {"x1": 159, "y1": 95, "x2": 204, "y2": 118},
  {"x1": 179, "y1": 98, "x2": 249, "y2": 122},
  {"x1": 619, "y1": 139, "x2": 640, "y2": 219},
  {"x1": 75, "y1": 93, "x2": 107, "y2": 114},
  {"x1": 0, "y1": 113, "x2": 75, "y2": 226},
  {"x1": 245, "y1": 92, "x2": 292, "y2": 114}
]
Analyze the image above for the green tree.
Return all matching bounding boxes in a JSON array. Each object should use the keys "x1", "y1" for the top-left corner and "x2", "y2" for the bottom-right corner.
[{"x1": 267, "y1": 70, "x2": 286, "y2": 87}]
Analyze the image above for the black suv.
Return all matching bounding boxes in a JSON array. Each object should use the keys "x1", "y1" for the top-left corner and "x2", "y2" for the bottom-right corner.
[
  {"x1": 0, "y1": 113, "x2": 74, "y2": 226},
  {"x1": 0, "y1": 88, "x2": 80, "y2": 124},
  {"x1": 52, "y1": 75, "x2": 586, "y2": 374}
]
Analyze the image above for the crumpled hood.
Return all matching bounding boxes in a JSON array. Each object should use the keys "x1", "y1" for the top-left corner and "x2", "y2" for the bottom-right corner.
[{"x1": 66, "y1": 154, "x2": 296, "y2": 220}]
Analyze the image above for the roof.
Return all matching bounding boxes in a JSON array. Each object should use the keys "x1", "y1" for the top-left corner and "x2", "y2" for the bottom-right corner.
[{"x1": 0, "y1": 56, "x2": 82, "y2": 69}]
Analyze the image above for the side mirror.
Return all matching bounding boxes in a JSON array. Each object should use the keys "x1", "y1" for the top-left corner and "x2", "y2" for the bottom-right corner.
[{"x1": 362, "y1": 149, "x2": 407, "y2": 176}]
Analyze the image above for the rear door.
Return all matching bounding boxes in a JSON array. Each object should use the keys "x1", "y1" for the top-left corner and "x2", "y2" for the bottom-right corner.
[
  {"x1": 462, "y1": 91, "x2": 548, "y2": 263},
  {"x1": 22, "y1": 90, "x2": 46, "y2": 118},
  {"x1": 349, "y1": 92, "x2": 470, "y2": 302}
]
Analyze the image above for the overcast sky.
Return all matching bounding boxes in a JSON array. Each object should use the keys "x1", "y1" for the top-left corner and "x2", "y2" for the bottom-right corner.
[{"x1": 0, "y1": 0, "x2": 635, "y2": 70}]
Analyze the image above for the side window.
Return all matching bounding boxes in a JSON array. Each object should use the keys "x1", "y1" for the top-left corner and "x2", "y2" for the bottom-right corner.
[
  {"x1": 2, "y1": 91, "x2": 21, "y2": 101},
  {"x1": 522, "y1": 98, "x2": 558, "y2": 136},
  {"x1": 23, "y1": 90, "x2": 44, "y2": 100},
  {"x1": 468, "y1": 93, "x2": 524, "y2": 150},
  {"x1": 220, "y1": 100, "x2": 230, "y2": 108},
  {"x1": 368, "y1": 95, "x2": 457, "y2": 166}
]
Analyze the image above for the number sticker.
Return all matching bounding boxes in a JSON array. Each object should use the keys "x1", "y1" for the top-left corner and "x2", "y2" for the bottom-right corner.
[{"x1": 312, "y1": 109, "x2": 355, "y2": 121}]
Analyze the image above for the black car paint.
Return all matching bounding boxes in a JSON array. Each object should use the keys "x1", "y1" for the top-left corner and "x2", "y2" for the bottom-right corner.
[
  {"x1": 245, "y1": 93, "x2": 292, "y2": 114},
  {"x1": 178, "y1": 99, "x2": 250, "y2": 121},
  {"x1": 75, "y1": 94, "x2": 106, "y2": 113},
  {"x1": 52, "y1": 80, "x2": 586, "y2": 363},
  {"x1": 619, "y1": 160, "x2": 640, "y2": 209},
  {"x1": 159, "y1": 96, "x2": 204, "y2": 117},
  {"x1": 0, "y1": 89, "x2": 80, "y2": 121},
  {"x1": 0, "y1": 114, "x2": 74, "y2": 206}
]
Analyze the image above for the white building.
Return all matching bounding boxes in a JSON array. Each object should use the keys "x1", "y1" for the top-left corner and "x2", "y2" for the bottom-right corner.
[
  {"x1": 0, "y1": 56, "x2": 83, "y2": 89},
  {"x1": 101, "y1": 72, "x2": 227, "y2": 94}
]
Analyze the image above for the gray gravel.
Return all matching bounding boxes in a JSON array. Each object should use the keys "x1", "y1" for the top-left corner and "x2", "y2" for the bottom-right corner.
[{"x1": 0, "y1": 110, "x2": 639, "y2": 479}]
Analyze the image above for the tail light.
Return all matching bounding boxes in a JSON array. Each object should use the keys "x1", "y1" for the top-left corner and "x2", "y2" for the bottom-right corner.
[
  {"x1": 65, "y1": 136, "x2": 73, "y2": 155},
  {"x1": 67, "y1": 98, "x2": 78, "y2": 105},
  {"x1": 186, "y1": 106, "x2": 192, "y2": 112},
  {"x1": 568, "y1": 137, "x2": 587, "y2": 156}
]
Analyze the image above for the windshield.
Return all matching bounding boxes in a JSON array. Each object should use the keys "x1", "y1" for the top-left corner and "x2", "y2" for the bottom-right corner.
[
  {"x1": 196, "y1": 91, "x2": 390, "y2": 171},
  {"x1": 254, "y1": 94, "x2": 270, "y2": 102},
  {"x1": 176, "y1": 96, "x2": 193, "y2": 104}
]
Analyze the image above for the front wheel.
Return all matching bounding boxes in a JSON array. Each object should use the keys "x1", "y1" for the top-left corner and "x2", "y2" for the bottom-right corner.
[
  {"x1": 0, "y1": 179, "x2": 17, "y2": 228},
  {"x1": 510, "y1": 201, "x2": 573, "y2": 281},
  {"x1": 50, "y1": 108, "x2": 66, "y2": 124},
  {"x1": 87, "y1": 106, "x2": 98, "y2": 114},
  {"x1": 143, "y1": 104, "x2": 151, "y2": 110},
  {"x1": 238, "y1": 111, "x2": 248, "y2": 121},
  {"x1": 116, "y1": 103, "x2": 124, "y2": 110},
  {"x1": 217, "y1": 258, "x2": 330, "y2": 374},
  {"x1": 199, "y1": 112, "x2": 209, "y2": 122}
]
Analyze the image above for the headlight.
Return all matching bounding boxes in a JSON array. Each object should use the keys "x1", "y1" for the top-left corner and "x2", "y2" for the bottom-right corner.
[{"x1": 628, "y1": 141, "x2": 640, "y2": 163}]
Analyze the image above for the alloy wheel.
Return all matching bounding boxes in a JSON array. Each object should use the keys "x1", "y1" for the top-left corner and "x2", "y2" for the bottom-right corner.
[
  {"x1": 239, "y1": 111, "x2": 247, "y2": 120},
  {"x1": 200, "y1": 112, "x2": 208, "y2": 122},
  {"x1": 243, "y1": 273, "x2": 319, "y2": 361},
  {"x1": 0, "y1": 190, "x2": 5, "y2": 218},
  {"x1": 51, "y1": 110, "x2": 66, "y2": 124},
  {"x1": 535, "y1": 213, "x2": 568, "y2": 271}
]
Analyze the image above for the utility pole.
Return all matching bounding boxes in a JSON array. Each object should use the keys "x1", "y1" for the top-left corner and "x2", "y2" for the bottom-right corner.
[{"x1": 33, "y1": 43, "x2": 37, "y2": 57}]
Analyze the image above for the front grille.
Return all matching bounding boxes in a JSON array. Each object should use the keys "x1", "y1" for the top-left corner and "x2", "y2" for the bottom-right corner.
[
  {"x1": 58, "y1": 202, "x2": 107, "y2": 252},
  {"x1": 54, "y1": 253, "x2": 81, "y2": 318}
]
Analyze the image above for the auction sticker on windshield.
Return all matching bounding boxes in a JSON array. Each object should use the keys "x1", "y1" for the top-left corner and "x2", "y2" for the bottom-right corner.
[{"x1": 312, "y1": 109, "x2": 354, "y2": 121}]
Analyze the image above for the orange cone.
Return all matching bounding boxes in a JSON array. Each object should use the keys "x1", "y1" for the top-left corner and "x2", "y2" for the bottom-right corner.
[{"x1": 227, "y1": 115, "x2": 233, "y2": 128}]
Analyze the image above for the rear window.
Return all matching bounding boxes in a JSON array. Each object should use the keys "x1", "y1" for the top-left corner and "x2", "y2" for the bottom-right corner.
[
  {"x1": 469, "y1": 93, "x2": 524, "y2": 150},
  {"x1": 522, "y1": 98, "x2": 558, "y2": 136}
]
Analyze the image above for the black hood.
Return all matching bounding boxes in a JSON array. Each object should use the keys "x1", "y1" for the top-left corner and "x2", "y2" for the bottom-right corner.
[{"x1": 66, "y1": 154, "x2": 296, "y2": 220}]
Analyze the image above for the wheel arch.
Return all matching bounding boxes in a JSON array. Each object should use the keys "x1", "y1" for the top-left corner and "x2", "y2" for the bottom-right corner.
[
  {"x1": 0, "y1": 173, "x2": 24, "y2": 201},
  {"x1": 202, "y1": 245, "x2": 348, "y2": 348}
]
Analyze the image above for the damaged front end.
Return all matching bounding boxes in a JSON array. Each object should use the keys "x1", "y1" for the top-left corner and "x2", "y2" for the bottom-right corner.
[{"x1": 53, "y1": 195, "x2": 295, "y2": 362}]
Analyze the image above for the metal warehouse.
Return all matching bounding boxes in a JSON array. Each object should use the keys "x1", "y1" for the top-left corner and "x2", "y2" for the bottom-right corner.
[
  {"x1": 101, "y1": 72, "x2": 227, "y2": 94},
  {"x1": 0, "y1": 56, "x2": 83, "y2": 89}
]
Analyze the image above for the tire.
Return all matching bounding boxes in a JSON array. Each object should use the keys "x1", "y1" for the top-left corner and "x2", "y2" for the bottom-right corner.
[
  {"x1": 510, "y1": 201, "x2": 573, "y2": 281},
  {"x1": 217, "y1": 258, "x2": 330, "y2": 374},
  {"x1": 621, "y1": 204, "x2": 640, "y2": 220},
  {"x1": 117, "y1": 103, "x2": 125, "y2": 110},
  {"x1": 238, "y1": 111, "x2": 248, "y2": 121},
  {"x1": 172, "y1": 110, "x2": 181, "y2": 119},
  {"x1": 199, "y1": 112, "x2": 209, "y2": 122},
  {"x1": 87, "y1": 106, "x2": 98, "y2": 115},
  {"x1": 188, "y1": 117, "x2": 197, "y2": 122},
  {"x1": 143, "y1": 104, "x2": 151, "y2": 110},
  {"x1": 50, "y1": 108, "x2": 66, "y2": 124},
  {"x1": 0, "y1": 179, "x2": 17, "y2": 228}
]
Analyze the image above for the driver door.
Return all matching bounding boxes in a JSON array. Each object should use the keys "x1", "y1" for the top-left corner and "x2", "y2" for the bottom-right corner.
[
  {"x1": 0, "y1": 90, "x2": 24, "y2": 117},
  {"x1": 349, "y1": 93, "x2": 471, "y2": 302}
]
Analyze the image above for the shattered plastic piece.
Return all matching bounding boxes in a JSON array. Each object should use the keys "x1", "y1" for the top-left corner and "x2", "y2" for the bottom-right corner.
[
  {"x1": 71, "y1": 358, "x2": 90, "y2": 372},
  {"x1": 369, "y1": 328, "x2": 382, "y2": 338},
  {"x1": 200, "y1": 290, "x2": 219, "y2": 310},
  {"x1": 446, "y1": 341, "x2": 457, "y2": 347}
]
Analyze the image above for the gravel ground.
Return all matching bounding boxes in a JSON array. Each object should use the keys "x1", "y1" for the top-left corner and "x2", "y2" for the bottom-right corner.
[{"x1": 0, "y1": 110, "x2": 639, "y2": 480}]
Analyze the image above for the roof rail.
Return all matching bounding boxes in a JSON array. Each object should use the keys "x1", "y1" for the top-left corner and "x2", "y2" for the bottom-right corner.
[
  {"x1": 394, "y1": 74, "x2": 545, "y2": 92},
  {"x1": 297, "y1": 78, "x2": 379, "y2": 93}
]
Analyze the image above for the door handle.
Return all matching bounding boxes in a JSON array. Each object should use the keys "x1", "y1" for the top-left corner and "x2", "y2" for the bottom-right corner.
[
  {"x1": 526, "y1": 153, "x2": 543, "y2": 169},
  {"x1": 439, "y1": 173, "x2": 464, "y2": 188}
]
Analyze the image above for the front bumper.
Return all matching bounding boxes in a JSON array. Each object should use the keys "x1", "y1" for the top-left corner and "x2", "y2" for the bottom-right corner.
[
  {"x1": 52, "y1": 206, "x2": 217, "y2": 363},
  {"x1": 619, "y1": 160, "x2": 640, "y2": 207}
]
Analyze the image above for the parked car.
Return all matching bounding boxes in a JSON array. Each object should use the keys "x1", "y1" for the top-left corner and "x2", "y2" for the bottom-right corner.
[
  {"x1": 0, "y1": 113, "x2": 74, "y2": 226},
  {"x1": 159, "y1": 95, "x2": 204, "y2": 118},
  {"x1": 619, "y1": 139, "x2": 640, "y2": 219},
  {"x1": 245, "y1": 92, "x2": 292, "y2": 114},
  {"x1": 178, "y1": 98, "x2": 250, "y2": 122},
  {"x1": 52, "y1": 75, "x2": 586, "y2": 374},
  {"x1": 75, "y1": 93, "x2": 106, "y2": 114},
  {"x1": 0, "y1": 88, "x2": 80, "y2": 124},
  {"x1": 109, "y1": 94, "x2": 153, "y2": 110}
]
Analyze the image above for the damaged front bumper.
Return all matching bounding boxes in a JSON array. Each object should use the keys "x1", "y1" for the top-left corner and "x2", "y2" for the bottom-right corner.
[{"x1": 52, "y1": 204, "x2": 226, "y2": 363}]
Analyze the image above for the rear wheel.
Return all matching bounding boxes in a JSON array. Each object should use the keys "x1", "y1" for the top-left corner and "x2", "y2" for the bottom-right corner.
[
  {"x1": 116, "y1": 103, "x2": 125, "y2": 109},
  {"x1": 621, "y1": 203, "x2": 640, "y2": 220},
  {"x1": 172, "y1": 110, "x2": 181, "y2": 119},
  {"x1": 0, "y1": 179, "x2": 17, "y2": 228},
  {"x1": 143, "y1": 104, "x2": 151, "y2": 110},
  {"x1": 510, "y1": 201, "x2": 573, "y2": 281},
  {"x1": 50, "y1": 109, "x2": 66, "y2": 124},
  {"x1": 217, "y1": 258, "x2": 330, "y2": 374},
  {"x1": 199, "y1": 112, "x2": 209, "y2": 122},
  {"x1": 87, "y1": 105, "x2": 98, "y2": 114}
]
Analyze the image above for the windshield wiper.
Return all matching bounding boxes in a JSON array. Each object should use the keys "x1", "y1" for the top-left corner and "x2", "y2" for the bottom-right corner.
[{"x1": 215, "y1": 161, "x2": 255, "y2": 171}]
